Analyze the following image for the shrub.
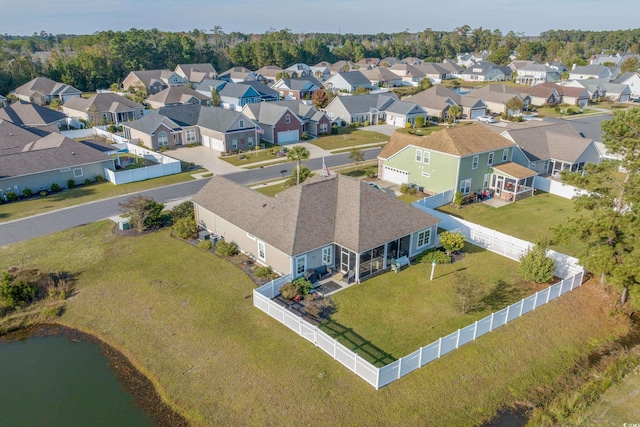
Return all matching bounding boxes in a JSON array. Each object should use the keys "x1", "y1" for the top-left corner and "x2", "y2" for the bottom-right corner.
[
  {"x1": 95, "y1": 175, "x2": 105, "y2": 183},
  {"x1": 84, "y1": 178, "x2": 92, "y2": 186},
  {"x1": 349, "y1": 122, "x2": 358, "y2": 128},
  {"x1": 107, "y1": 124, "x2": 118, "y2": 133},
  {"x1": 67, "y1": 179, "x2": 75, "y2": 189},
  {"x1": 404, "y1": 122, "x2": 412, "y2": 128},
  {"x1": 364, "y1": 120, "x2": 370, "y2": 127},
  {"x1": 301, "y1": 131, "x2": 309, "y2": 140},
  {"x1": 292, "y1": 277, "x2": 314, "y2": 296},
  {"x1": 172, "y1": 217, "x2": 198, "y2": 239},
  {"x1": 304, "y1": 294, "x2": 336, "y2": 318},
  {"x1": 415, "y1": 116, "x2": 424, "y2": 128},
  {"x1": 0, "y1": 272, "x2": 37, "y2": 309},
  {"x1": 418, "y1": 248, "x2": 451, "y2": 264},
  {"x1": 400, "y1": 183, "x2": 417, "y2": 195},
  {"x1": 170, "y1": 201, "x2": 194, "y2": 222},
  {"x1": 22, "y1": 188, "x2": 33, "y2": 198},
  {"x1": 5, "y1": 191, "x2": 19, "y2": 202},
  {"x1": 439, "y1": 231, "x2": 466, "y2": 255},
  {"x1": 216, "y1": 240, "x2": 239, "y2": 257},
  {"x1": 40, "y1": 190, "x2": 47, "y2": 197},
  {"x1": 41, "y1": 306, "x2": 63, "y2": 319},
  {"x1": 279, "y1": 282, "x2": 301, "y2": 299},
  {"x1": 453, "y1": 191, "x2": 464, "y2": 208},
  {"x1": 50, "y1": 183, "x2": 61, "y2": 192},
  {"x1": 254, "y1": 266, "x2": 273, "y2": 278},
  {"x1": 119, "y1": 194, "x2": 165, "y2": 232},
  {"x1": 197, "y1": 239, "x2": 213, "y2": 250},
  {"x1": 518, "y1": 241, "x2": 556, "y2": 283}
]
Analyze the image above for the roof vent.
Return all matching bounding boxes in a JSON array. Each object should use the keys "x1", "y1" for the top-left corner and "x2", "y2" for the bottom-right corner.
[
  {"x1": 262, "y1": 203, "x2": 267, "y2": 208},
  {"x1": 71, "y1": 151, "x2": 75, "y2": 155}
]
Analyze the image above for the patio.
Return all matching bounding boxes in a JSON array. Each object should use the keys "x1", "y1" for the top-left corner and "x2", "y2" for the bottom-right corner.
[{"x1": 490, "y1": 162, "x2": 538, "y2": 203}]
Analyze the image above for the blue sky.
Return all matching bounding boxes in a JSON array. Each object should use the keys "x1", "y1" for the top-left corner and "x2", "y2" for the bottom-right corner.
[{"x1": 2, "y1": 0, "x2": 638, "y2": 37}]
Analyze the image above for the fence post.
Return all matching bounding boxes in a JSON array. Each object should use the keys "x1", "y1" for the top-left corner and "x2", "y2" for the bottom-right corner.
[
  {"x1": 397, "y1": 357, "x2": 402, "y2": 379},
  {"x1": 533, "y1": 291, "x2": 538, "y2": 309},
  {"x1": 519, "y1": 300, "x2": 524, "y2": 316},
  {"x1": 437, "y1": 338, "x2": 442, "y2": 358},
  {"x1": 489, "y1": 312, "x2": 494, "y2": 330},
  {"x1": 473, "y1": 321, "x2": 478, "y2": 340},
  {"x1": 455, "y1": 329, "x2": 461, "y2": 349},
  {"x1": 546, "y1": 287, "x2": 551, "y2": 303},
  {"x1": 505, "y1": 305, "x2": 510, "y2": 324}
]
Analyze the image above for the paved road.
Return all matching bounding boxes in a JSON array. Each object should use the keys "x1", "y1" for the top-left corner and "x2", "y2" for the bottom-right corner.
[{"x1": 0, "y1": 147, "x2": 382, "y2": 246}]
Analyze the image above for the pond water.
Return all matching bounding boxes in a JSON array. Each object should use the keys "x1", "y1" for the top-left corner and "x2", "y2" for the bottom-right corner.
[
  {"x1": 0, "y1": 333, "x2": 156, "y2": 427},
  {"x1": 452, "y1": 87, "x2": 470, "y2": 95}
]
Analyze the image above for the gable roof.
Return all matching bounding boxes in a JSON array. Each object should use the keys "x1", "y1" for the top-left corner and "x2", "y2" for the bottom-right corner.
[
  {"x1": 10, "y1": 77, "x2": 81, "y2": 98},
  {"x1": 64, "y1": 93, "x2": 144, "y2": 113},
  {"x1": 242, "y1": 102, "x2": 303, "y2": 126},
  {"x1": 0, "y1": 100, "x2": 67, "y2": 126},
  {"x1": 192, "y1": 174, "x2": 440, "y2": 255},
  {"x1": 121, "y1": 112, "x2": 181, "y2": 134},
  {"x1": 157, "y1": 104, "x2": 253, "y2": 132},
  {"x1": 123, "y1": 69, "x2": 176, "y2": 87},
  {"x1": 405, "y1": 86, "x2": 459, "y2": 110},
  {"x1": 331, "y1": 71, "x2": 372, "y2": 87},
  {"x1": 379, "y1": 124, "x2": 514, "y2": 159},
  {"x1": 175, "y1": 63, "x2": 217, "y2": 82},
  {"x1": 465, "y1": 84, "x2": 525, "y2": 103},
  {"x1": 328, "y1": 93, "x2": 399, "y2": 115},
  {"x1": 146, "y1": 85, "x2": 210, "y2": 105}
]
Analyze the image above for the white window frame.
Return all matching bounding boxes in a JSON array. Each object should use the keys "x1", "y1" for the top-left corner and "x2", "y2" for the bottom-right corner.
[
  {"x1": 285, "y1": 114, "x2": 291, "y2": 124},
  {"x1": 423, "y1": 150, "x2": 430, "y2": 164},
  {"x1": 232, "y1": 139, "x2": 238, "y2": 149},
  {"x1": 239, "y1": 119, "x2": 245, "y2": 128},
  {"x1": 296, "y1": 255, "x2": 307, "y2": 276},
  {"x1": 415, "y1": 149, "x2": 422, "y2": 163},
  {"x1": 257, "y1": 241, "x2": 265, "y2": 261},
  {"x1": 502, "y1": 148, "x2": 509, "y2": 162},
  {"x1": 417, "y1": 229, "x2": 431, "y2": 248},
  {"x1": 320, "y1": 123, "x2": 328, "y2": 132},
  {"x1": 186, "y1": 129, "x2": 196, "y2": 143},
  {"x1": 460, "y1": 178, "x2": 471, "y2": 195},
  {"x1": 247, "y1": 233, "x2": 256, "y2": 241},
  {"x1": 472, "y1": 155, "x2": 479, "y2": 170},
  {"x1": 73, "y1": 168, "x2": 83, "y2": 178},
  {"x1": 421, "y1": 172, "x2": 430, "y2": 178},
  {"x1": 322, "y1": 246, "x2": 332, "y2": 265},
  {"x1": 157, "y1": 131, "x2": 168, "y2": 146},
  {"x1": 488, "y1": 152, "x2": 494, "y2": 166},
  {"x1": 248, "y1": 136, "x2": 254, "y2": 147},
  {"x1": 483, "y1": 173, "x2": 490, "y2": 189}
]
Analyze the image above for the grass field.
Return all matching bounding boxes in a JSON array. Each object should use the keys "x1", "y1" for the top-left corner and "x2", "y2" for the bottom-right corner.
[
  {"x1": 437, "y1": 192, "x2": 583, "y2": 257},
  {"x1": 310, "y1": 128, "x2": 388, "y2": 151},
  {"x1": 0, "y1": 170, "x2": 199, "y2": 223},
  {"x1": 0, "y1": 222, "x2": 631, "y2": 426},
  {"x1": 220, "y1": 148, "x2": 286, "y2": 167}
]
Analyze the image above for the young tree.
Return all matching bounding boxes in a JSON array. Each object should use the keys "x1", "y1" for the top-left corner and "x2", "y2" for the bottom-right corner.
[
  {"x1": 210, "y1": 87, "x2": 221, "y2": 107},
  {"x1": 119, "y1": 195, "x2": 165, "y2": 233},
  {"x1": 419, "y1": 78, "x2": 433, "y2": 90},
  {"x1": 620, "y1": 56, "x2": 639, "y2": 74},
  {"x1": 286, "y1": 145, "x2": 310, "y2": 185},
  {"x1": 348, "y1": 147, "x2": 364, "y2": 170},
  {"x1": 555, "y1": 107, "x2": 640, "y2": 308},
  {"x1": 49, "y1": 98, "x2": 62, "y2": 111},
  {"x1": 311, "y1": 88, "x2": 329, "y2": 109},
  {"x1": 505, "y1": 96, "x2": 525, "y2": 116},
  {"x1": 439, "y1": 231, "x2": 466, "y2": 256},
  {"x1": 276, "y1": 71, "x2": 290, "y2": 80},
  {"x1": 518, "y1": 241, "x2": 556, "y2": 283},
  {"x1": 0, "y1": 272, "x2": 37, "y2": 309},
  {"x1": 288, "y1": 166, "x2": 313, "y2": 186},
  {"x1": 415, "y1": 116, "x2": 425, "y2": 128},
  {"x1": 109, "y1": 82, "x2": 121, "y2": 92}
]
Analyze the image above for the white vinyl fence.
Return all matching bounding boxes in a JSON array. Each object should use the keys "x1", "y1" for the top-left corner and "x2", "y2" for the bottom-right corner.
[
  {"x1": 414, "y1": 189, "x2": 454, "y2": 209},
  {"x1": 533, "y1": 176, "x2": 588, "y2": 200},
  {"x1": 61, "y1": 126, "x2": 129, "y2": 144},
  {"x1": 104, "y1": 143, "x2": 181, "y2": 185}
]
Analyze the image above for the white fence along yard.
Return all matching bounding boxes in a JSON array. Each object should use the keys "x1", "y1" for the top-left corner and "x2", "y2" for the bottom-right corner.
[
  {"x1": 104, "y1": 143, "x2": 181, "y2": 185},
  {"x1": 533, "y1": 176, "x2": 588, "y2": 200}
]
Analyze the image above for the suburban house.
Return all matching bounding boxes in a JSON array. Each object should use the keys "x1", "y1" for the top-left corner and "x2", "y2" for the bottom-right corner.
[
  {"x1": 460, "y1": 61, "x2": 508, "y2": 82},
  {"x1": 378, "y1": 124, "x2": 537, "y2": 202},
  {"x1": 192, "y1": 174, "x2": 441, "y2": 283},
  {"x1": 405, "y1": 86, "x2": 487, "y2": 121},
  {"x1": 271, "y1": 77, "x2": 322, "y2": 100},
  {"x1": 121, "y1": 69, "x2": 186, "y2": 94},
  {"x1": 554, "y1": 84, "x2": 591, "y2": 107},
  {"x1": 309, "y1": 66, "x2": 332, "y2": 81},
  {"x1": 284, "y1": 63, "x2": 312, "y2": 78},
  {"x1": 562, "y1": 80, "x2": 608, "y2": 100},
  {"x1": 196, "y1": 80, "x2": 262, "y2": 111},
  {"x1": 241, "y1": 102, "x2": 304, "y2": 144},
  {"x1": 568, "y1": 64, "x2": 619, "y2": 81},
  {"x1": 356, "y1": 58, "x2": 380, "y2": 69},
  {"x1": 456, "y1": 51, "x2": 489, "y2": 67},
  {"x1": 269, "y1": 100, "x2": 331, "y2": 137},
  {"x1": 174, "y1": 63, "x2": 217, "y2": 84},
  {"x1": 438, "y1": 60, "x2": 465, "y2": 78},
  {"x1": 590, "y1": 53, "x2": 637, "y2": 67},
  {"x1": 331, "y1": 60, "x2": 355, "y2": 73},
  {"x1": 515, "y1": 63, "x2": 561, "y2": 86},
  {"x1": 323, "y1": 93, "x2": 426, "y2": 127},
  {"x1": 0, "y1": 100, "x2": 68, "y2": 129},
  {"x1": 358, "y1": 67, "x2": 403, "y2": 88},
  {"x1": 324, "y1": 71, "x2": 372, "y2": 93},
  {"x1": 242, "y1": 81, "x2": 281, "y2": 102},
  {"x1": 62, "y1": 93, "x2": 145, "y2": 126},
  {"x1": 464, "y1": 84, "x2": 531, "y2": 115},
  {"x1": 389, "y1": 63, "x2": 426, "y2": 86},
  {"x1": 495, "y1": 120, "x2": 602, "y2": 177},
  {"x1": 255, "y1": 65, "x2": 284, "y2": 83},
  {"x1": 0, "y1": 120, "x2": 114, "y2": 199},
  {"x1": 145, "y1": 86, "x2": 210, "y2": 109},
  {"x1": 10, "y1": 77, "x2": 81, "y2": 105},
  {"x1": 219, "y1": 67, "x2": 264, "y2": 83},
  {"x1": 414, "y1": 62, "x2": 451, "y2": 83},
  {"x1": 122, "y1": 104, "x2": 257, "y2": 152},
  {"x1": 613, "y1": 72, "x2": 640, "y2": 98},
  {"x1": 519, "y1": 84, "x2": 563, "y2": 107}
]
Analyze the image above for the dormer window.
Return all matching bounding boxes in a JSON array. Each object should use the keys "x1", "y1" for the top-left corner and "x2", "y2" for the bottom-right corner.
[{"x1": 239, "y1": 119, "x2": 244, "y2": 128}]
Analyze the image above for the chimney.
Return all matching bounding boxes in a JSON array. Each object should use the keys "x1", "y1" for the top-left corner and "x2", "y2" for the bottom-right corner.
[{"x1": 572, "y1": 63, "x2": 577, "y2": 70}]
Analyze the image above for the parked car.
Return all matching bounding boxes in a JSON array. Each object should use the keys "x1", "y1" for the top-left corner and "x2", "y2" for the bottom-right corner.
[{"x1": 476, "y1": 115, "x2": 496, "y2": 123}]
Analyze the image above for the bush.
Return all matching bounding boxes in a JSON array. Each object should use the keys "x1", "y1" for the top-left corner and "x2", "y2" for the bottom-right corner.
[
  {"x1": 5, "y1": 191, "x2": 19, "y2": 202},
  {"x1": 364, "y1": 120, "x2": 370, "y2": 127},
  {"x1": 518, "y1": 241, "x2": 556, "y2": 283},
  {"x1": 171, "y1": 201, "x2": 194, "y2": 222},
  {"x1": 279, "y1": 282, "x2": 301, "y2": 299},
  {"x1": 84, "y1": 178, "x2": 92, "y2": 186},
  {"x1": 404, "y1": 122, "x2": 412, "y2": 128},
  {"x1": 331, "y1": 124, "x2": 338, "y2": 135},
  {"x1": 41, "y1": 306, "x2": 63, "y2": 319},
  {"x1": 40, "y1": 190, "x2": 47, "y2": 197},
  {"x1": 197, "y1": 239, "x2": 213, "y2": 250},
  {"x1": 50, "y1": 183, "x2": 61, "y2": 192},
  {"x1": 216, "y1": 240, "x2": 239, "y2": 257},
  {"x1": 301, "y1": 131, "x2": 309, "y2": 140},
  {"x1": 119, "y1": 194, "x2": 165, "y2": 232},
  {"x1": 415, "y1": 116, "x2": 424, "y2": 128},
  {"x1": 95, "y1": 175, "x2": 105, "y2": 183},
  {"x1": 254, "y1": 266, "x2": 273, "y2": 278},
  {"x1": 172, "y1": 217, "x2": 198, "y2": 239},
  {"x1": 453, "y1": 191, "x2": 464, "y2": 208},
  {"x1": 400, "y1": 183, "x2": 417, "y2": 195},
  {"x1": 292, "y1": 277, "x2": 314, "y2": 296},
  {"x1": 0, "y1": 272, "x2": 37, "y2": 309},
  {"x1": 303, "y1": 293, "x2": 336, "y2": 318},
  {"x1": 418, "y1": 248, "x2": 451, "y2": 264},
  {"x1": 67, "y1": 179, "x2": 75, "y2": 189},
  {"x1": 439, "y1": 231, "x2": 466, "y2": 255},
  {"x1": 22, "y1": 188, "x2": 33, "y2": 198}
]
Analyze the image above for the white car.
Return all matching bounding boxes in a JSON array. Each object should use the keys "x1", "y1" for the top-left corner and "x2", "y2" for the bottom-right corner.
[{"x1": 476, "y1": 115, "x2": 496, "y2": 123}]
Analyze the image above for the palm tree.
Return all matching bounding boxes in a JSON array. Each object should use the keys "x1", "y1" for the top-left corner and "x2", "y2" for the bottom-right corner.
[
  {"x1": 286, "y1": 145, "x2": 310, "y2": 185},
  {"x1": 447, "y1": 104, "x2": 461, "y2": 124}
]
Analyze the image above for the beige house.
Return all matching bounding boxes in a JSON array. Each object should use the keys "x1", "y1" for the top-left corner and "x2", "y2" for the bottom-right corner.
[
  {"x1": 121, "y1": 69, "x2": 186, "y2": 94},
  {"x1": 192, "y1": 174, "x2": 440, "y2": 282},
  {"x1": 10, "y1": 77, "x2": 81, "y2": 105},
  {"x1": 145, "y1": 86, "x2": 210, "y2": 109},
  {"x1": 62, "y1": 93, "x2": 145, "y2": 126}
]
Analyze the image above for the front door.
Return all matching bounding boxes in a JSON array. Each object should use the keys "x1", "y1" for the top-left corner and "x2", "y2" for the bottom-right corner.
[
  {"x1": 495, "y1": 176, "x2": 504, "y2": 196},
  {"x1": 341, "y1": 247, "x2": 350, "y2": 273}
]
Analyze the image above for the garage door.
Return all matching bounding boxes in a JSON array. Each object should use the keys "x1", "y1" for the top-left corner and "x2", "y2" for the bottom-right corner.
[
  {"x1": 469, "y1": 109, "x2": 484, "y2": 120},
  {"x1": 277, "y1": 130, "x2": 299, "y2": 144},
  {"x1": 383, "y1": 166, "x2": 409, "y2": 185},
  {"x1": 202, "y1": 135, "x2": 224, "y2": 151}
]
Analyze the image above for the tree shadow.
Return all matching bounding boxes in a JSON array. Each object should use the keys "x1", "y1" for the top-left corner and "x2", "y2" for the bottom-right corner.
[
  {"x1": 320, "y1": 319, "x2": 397, "y2": 367},
  {"x1": 481, "y1": 280, "x2": 526, "y2": 312}
]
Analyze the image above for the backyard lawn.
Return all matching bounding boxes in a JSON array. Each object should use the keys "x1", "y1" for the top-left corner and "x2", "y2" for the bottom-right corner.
[
  {"x1": 0, "y1": 222, "x2": 630, "y2": 426},
  {"x1": 220, "y1": 146, "x2": 287, "y2": 167},
  {"x1": 437, "y1": 192, "x2": 584, "y2": 257},
  {"x1": 310, "y1": 127, "x2": 388, "y2": 151},
  {"x1": 323, "y1": 243, "x2": 539, "y2": 363}
]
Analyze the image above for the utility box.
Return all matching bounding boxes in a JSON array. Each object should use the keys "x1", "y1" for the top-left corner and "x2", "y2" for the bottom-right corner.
[{"x1": 118, "y1": 220, "x2": 131, "y2": 231}]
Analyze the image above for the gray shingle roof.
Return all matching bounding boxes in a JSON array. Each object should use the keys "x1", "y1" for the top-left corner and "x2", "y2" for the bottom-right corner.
[
  {"x1": 10, "y1": 77, "x2": 81, "y2": 98},
  {"x1": 64, "y1": 93, "x2": 143, "y2": 113},
  {"x1": 0, "y1": 100, "x2": 67, "y2": 126},
  {"x1": 336, "y1": 71, "x2": 372, "y2": 86},
  {"x1": 146, "y1": 85, "x2": 209, "y2": 105},
  {"x1": 243, "y1": 103, "x2": 301, "y2": 126},
  {"x1": 331, "y1": 93, "x2": 399, "y2": 115},
  {"x1": 192, "y1": 174, "x2": 440, "y2": 255},
  {"x1": 122, "y1": 111, "x2": 181, "y2": 134},
  {"x1": 157, "y1": 104, "x2": 251, "y2": 132}
]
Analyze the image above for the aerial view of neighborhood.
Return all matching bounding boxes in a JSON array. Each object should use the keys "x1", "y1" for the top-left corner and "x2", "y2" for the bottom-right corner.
[{"x1": 1, "y1": 2, "x2": 640, "y2": 425}]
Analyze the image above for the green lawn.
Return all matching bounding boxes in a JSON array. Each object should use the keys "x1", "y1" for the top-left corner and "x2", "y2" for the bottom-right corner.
[
  {"x1": 394, "y1": 124, "x2": 448, "y2": 136},
  {"x1": 0, "y1": 170, "x2": 200, "y2": 223},
  {"x1": 397, "y1": 193, "x2": 423, "y2": 204},
  {"x1": 324, "y1": 243, "x2": 533, "y2": 363},
  {"x1": 534, "y1": 106, "x2": 596, "y2": 119},
  {"x1": 310, "y1": 128, "x2": 388, "y2": 151},
  {"x1": 0, "y1": 222, "x2": 631, "y2": 426},
  {"x1": 437, "y1": 192, "x2": 583, "y2": 257},
  {"x1": 254, "y1": 182, "x2": 289, "y2": 197},
  {"x1": 220, "y1": 148, "x2": 287, "y2": 167}
]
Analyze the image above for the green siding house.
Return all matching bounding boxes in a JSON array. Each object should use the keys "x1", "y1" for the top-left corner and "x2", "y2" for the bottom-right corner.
[{"x1": 378, "y1": 124, "x2": 537, "y2": 201}]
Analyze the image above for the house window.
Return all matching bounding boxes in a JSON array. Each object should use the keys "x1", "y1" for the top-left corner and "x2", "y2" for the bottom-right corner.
[
  {"x1": 483, "y1": 174, "x2": 490, "y2": 189},
  {"x1": 157, "y1": 131, "x2": 168, "y2": 146},
  {"x1": 472, "y1": 155, "x2": 479, "y2": 170},
  {"x1": 502, "y1": 149, "x2": 509, "y2": 162},
  {"x1": 488, "y1": 152, "x2": 494, "y2": 166},
  {"x1": 530, "y1": 162, "x2": 536, "y2": 170},
  {"x1": 239, "y1": 119, "x2": 245, "y2": 128},
  {"x1": 248, "y1": 137, "x2": 254, "y2": 147},
  {"x1": 415, "y1": 149, "x2": 422, "y2": 163},
  {"x1": 322, "y1": 246, "x2": 332, "y2": 265},
  {"x1": 296, "y1": 256, "x2": 306, "y2": 276},
  {"x1": 186, "y1": 129, "x2": 196, "y2": 143},
  {"x1": 232, "y1": 139, "x2": 238, "y2": 149},
  {"x1": 73, "y1": 168, "x2": 83, "y2": 178},
  {"x1": 421, "y1": 172, "x2": 430, "y2": 178},
  {"x1": 460, "y1": 178, "x2": 471, "y2": 195},
  {"x1": 320, "y1": 123, "x2": 328, "y2": 132},
  {"x1": 417, "y1": 229, "x2": 431, "y2": 248},
  {"x1": 257, "y1": 241, "x2": 265, "y2": 261},
  {"x1": 285, "y1": 114, "x2": 291, "y2": 124},
  {"x1": 423, "y1": 150, "x2": 430, "y2": 164}
]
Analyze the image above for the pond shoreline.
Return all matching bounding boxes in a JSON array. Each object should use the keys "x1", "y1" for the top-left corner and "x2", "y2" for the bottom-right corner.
[{"x1": 0, "y1": 323, "x2": 188, "y2": 427}]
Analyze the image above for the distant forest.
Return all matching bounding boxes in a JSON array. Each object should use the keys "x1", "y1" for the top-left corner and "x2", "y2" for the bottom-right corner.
[{"x1": 1, "y1": 26, "x2": 640, "y2": 94}]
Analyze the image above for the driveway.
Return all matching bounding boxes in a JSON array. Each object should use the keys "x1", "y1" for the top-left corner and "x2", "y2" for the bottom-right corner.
[
  {"x1": 165, "y1": 146, "x2": 240, "y2": 175},
  {"x1": 365, "y1": 124, "x2": 398, "y2": 136}
]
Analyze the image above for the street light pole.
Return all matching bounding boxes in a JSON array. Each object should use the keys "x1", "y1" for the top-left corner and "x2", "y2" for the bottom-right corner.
[{"x1": 430, "y1": 260, "x2": 436, "y2": 281}]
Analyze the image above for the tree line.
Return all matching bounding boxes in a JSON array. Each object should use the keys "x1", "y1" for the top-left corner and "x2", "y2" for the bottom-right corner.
[{"x1": 1, "y1": 26, "x2": 639, "y2": 94}]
